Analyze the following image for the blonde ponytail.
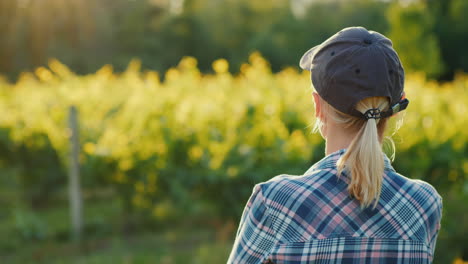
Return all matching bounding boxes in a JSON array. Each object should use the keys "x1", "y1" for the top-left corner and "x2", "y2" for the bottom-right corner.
[
  {"x1": 315, "y1": 95, "x2": 391, "y2": 209},
  {"x1": 336, "y1": 97, "x2": 390, "y2": 209}
]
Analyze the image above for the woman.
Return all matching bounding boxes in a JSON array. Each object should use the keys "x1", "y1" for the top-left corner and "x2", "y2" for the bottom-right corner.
[{"x1": 227, "y1": 27, "x2": 442, "y2": 263}]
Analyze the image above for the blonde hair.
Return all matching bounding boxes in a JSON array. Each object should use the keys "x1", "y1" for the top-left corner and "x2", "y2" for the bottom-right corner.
[{"x1": 315, "y1": 95, "x2": 391, "y2": 209}]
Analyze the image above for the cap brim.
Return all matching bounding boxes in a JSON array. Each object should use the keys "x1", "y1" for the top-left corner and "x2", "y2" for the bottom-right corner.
[{"x1": 299, "y1": 45, "x2": 320, "y2": 70}]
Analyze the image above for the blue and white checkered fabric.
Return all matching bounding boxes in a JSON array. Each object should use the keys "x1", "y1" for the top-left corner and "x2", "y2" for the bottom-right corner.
[{"x1": 227, "y1": 149, "x2": 442, "y2": 264}]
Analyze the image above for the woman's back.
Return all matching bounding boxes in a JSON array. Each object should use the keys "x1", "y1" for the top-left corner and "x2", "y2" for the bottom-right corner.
[
  {"x1": 228, "y1": 149, "x2": 442, "y2": 263},
  {"x1": 227, "y1": 27, "x2": 442, "y2": 263}
]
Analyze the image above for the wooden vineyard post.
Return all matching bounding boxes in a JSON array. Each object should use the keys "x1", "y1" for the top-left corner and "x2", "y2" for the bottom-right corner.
[{"x1": 68, "y1": 105, "x2": 83, "y2": 241}]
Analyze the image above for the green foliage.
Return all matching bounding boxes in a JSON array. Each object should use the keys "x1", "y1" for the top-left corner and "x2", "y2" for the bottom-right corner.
[
  {"x1": 387, "y1": 1, "x2": 444, "y2": 78},
  {"x1": 0, "y1": 56, "x2": 467, "y2": 262},
  {"x1": 430, "y1": 0, "x2": 468, "y2": 80},
  {"x1": 0, "y1": 128, "x2": 65, "y2": 207},
  {"x1": 13, "y1": 208, "x2": 48, "y2": 241}
]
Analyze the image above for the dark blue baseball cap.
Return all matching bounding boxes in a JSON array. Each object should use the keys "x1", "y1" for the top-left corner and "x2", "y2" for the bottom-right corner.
[{"x1": 300, "y1": 26, "x2": 408, "y2": 119}]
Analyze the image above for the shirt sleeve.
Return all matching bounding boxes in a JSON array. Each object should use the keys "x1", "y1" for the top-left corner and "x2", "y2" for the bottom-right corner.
[
  {"x1": 428, "y1": 195, "x2": 443, "y2": 258},
  {"x1": 227, "y1": 184, "x2": 278, "y2": 264}
]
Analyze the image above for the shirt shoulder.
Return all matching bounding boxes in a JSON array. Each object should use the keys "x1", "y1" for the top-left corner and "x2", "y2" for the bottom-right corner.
[
  {"x1": 389, "y1": 170, "x2": 443, "y2": 204},
  {"x1": 256, "y1": 169, "x2": 335, "y2": 199}
]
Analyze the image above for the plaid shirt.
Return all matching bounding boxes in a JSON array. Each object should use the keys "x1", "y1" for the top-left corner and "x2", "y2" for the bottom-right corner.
[{"x1": 227, "y1": 149, "x2": 442, "y2": 264}]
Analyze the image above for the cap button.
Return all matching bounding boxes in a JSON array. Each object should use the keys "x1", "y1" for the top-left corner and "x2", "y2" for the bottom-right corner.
[{"x1": 363, "y1": 38, "x2": 372, "y2": 45}]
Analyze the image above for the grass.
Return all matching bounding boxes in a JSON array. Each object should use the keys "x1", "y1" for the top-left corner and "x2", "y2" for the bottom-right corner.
[
  {"x1": 4, "y1": 231, "x2": 232, "y2": 264},
  {"x1": 0, "y1": 195, "x2": 233, "y2": 264}
]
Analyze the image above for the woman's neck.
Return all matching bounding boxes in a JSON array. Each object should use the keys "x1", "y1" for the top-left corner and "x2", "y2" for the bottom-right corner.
[{"x1": 325, "y1": 124, "x2": 357, "y2": 155}]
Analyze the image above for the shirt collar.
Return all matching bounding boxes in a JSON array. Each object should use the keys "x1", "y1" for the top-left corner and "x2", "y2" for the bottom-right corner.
[{"x1": 304, "y1": 148, "x2": 395, "y2": 175}]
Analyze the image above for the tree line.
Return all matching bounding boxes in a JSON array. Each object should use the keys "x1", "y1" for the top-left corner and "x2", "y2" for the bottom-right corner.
[{"x1": 0, "y1": 0, "x2": 467, "y2": 81}]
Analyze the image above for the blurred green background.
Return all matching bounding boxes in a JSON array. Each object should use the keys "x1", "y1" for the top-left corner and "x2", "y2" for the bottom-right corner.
[{"x1": 0, "y1": 0, "x2": 467, "y2": 263}]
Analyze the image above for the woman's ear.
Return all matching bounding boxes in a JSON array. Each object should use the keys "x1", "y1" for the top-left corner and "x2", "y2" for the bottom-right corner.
[
  {"x1": 312, "y1": 92, "x2": 322, "y2": 118},
  {"x1": 312, "y1": 92, "x2": 327, "y2": 139}
]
